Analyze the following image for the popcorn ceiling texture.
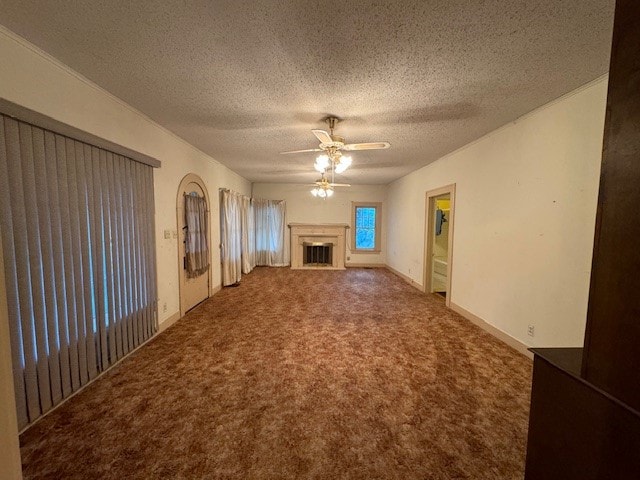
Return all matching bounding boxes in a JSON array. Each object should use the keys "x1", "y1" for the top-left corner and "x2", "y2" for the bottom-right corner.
[
  {"x1": 0, "y1": 1, "x2": 614, "y2": 184},
  {"x1": 20, "y1": 267, "x2": 532, "y2": 479}
]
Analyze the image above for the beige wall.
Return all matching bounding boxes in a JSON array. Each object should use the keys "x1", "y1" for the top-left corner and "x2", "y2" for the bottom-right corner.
[
  {"x1": 251, "y1": 183, "x2": 387, "y2": 265},
  {"x1": 387, "y1": 77, "x2": 608, "y2": 348},
  {"x1": 0, "y1": 26, "x2": 251, "y2": 328}
]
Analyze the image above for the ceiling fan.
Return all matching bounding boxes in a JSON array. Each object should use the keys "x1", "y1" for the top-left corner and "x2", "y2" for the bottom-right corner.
[
  {"x1": 308, "y1": 172, "x2": 350, "y2": 198},
  {"x1": 281, "y1": 116, "x2": 391, "y2": 173}
]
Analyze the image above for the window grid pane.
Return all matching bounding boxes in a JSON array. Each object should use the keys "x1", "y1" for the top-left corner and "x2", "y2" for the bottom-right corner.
[{"x1": 355, "y1": 206, "x2": 376, "y2": 250}]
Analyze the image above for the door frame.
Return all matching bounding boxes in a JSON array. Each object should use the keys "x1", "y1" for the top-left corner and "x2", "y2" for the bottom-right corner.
[
  {"x1": 177, "y1": 173, "x2": 212, "y2": 318},
  {"x1": 423, "y1": 184, "x2": 456, "y2": 307}
]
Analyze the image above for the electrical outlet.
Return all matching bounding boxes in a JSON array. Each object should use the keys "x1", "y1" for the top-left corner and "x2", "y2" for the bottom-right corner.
[
  {"x1": 347, "y1": 256, "x2": 351, "y2": 261},
  {"x1": 163, "y1": 230, "x2": 171, "y2": 239},
  {"x1": 172, "y1": 230, "x2": 178, "y2": 239},
  {"x1": 162, "y1": 302, "x2": 167, "y2": 313},
  {"x1": 527, "y1": 325, "x2": 535, "y2": 337}
]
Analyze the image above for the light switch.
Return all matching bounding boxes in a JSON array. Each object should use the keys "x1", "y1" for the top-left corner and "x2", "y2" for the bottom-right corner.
[
  {"x1": 164, "y1": 230, "x2": 171, "y2": 239},
  {"x1": 172, "y1": 230, "x2": 178, "y2": 239}
]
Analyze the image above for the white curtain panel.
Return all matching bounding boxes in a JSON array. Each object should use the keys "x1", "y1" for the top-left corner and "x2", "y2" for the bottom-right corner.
[
  {"x1": 220, "y1": 190, "x2": 242, "y2": 285},
  {"x1": 241, "y1": 196, "x2": 256, "y2": 274},
  {"x1": 222, "y1": 192, "x2": 286, "y2": 286},
  {"x1": 254, "y1": 199, "x2": 287, "y2": 267},
  {"x1": 184, "y1": 194, "x2": 210, "y2": 278}
]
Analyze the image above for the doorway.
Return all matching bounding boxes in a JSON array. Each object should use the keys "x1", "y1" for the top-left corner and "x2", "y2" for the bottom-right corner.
[
  {"x1": 424, "y1": 184, "x2": 455, "y2": 306},
  {"x1": 177, "y1": 174, "x2": 211, "y2": 316}
]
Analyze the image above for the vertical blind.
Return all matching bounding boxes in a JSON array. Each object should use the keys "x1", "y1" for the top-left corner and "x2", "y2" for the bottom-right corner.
[{"x1": 0, "y1": 113, "x2": 158, "y2": 429}]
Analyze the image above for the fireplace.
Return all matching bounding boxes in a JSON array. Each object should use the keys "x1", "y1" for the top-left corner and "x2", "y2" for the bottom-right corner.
[
  {"x1": 303, "y1": 242, "x2": 333, "y2": 266},
  {"x1": 289, "y1": 223, "x2": 348, "y2": 270}
]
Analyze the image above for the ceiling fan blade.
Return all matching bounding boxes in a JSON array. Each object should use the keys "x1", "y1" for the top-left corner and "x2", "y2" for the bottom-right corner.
[
  {"x1": 342, "y1": 142, "x2": 391, "y2": 151},
  {"x1": 280, "y1": 148, "x2": 324, "y2": 155},
  {"x1": 312, "y1": 129, "x2": 333, "y2": 144},
  {"x1": 328, "y1": 183, "x2": 351, "y2": 187}
]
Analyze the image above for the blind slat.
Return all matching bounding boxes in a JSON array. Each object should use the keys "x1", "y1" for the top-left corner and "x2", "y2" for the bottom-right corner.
[
  {"x1": 141, "y1": 164, "x2": 152, "y2": 342},
  {"x1": 90, "y1": 147, "x2": 109, "y2": 371},
  {"x1": 76, "y1": 142, "x2": 95, "y2": 383},
  {"x1": 128, "y1": 160, "x2": 140, "y2": 349},
  {"x1": 66, "y1": 137, "x2": 86, "y2": 388},
  {"x1": 0, "y1": 117, "x2": 29, "y2": 427},
  {"x1": 82, "y1": 144, "x2": 98, "y2": 380},
  {"x1": 21, "y1": 122, "x2": 55, "y2": 413},
  {"x1": 32, "y1": 126, "x2": 63, "y2": 405},
  {"x1": 147, "y1": 168, "x2": 158, "y2": 334},
  {"x1": 107, "y1": 152, "x2": 124, "y2": 361},
  {"x1": 116, "y1": 156, "x2": 130, "y2": 354},
  {"x1": 120, "y1": 156, "x2": 134, "y2": 353},
  {"x1": 100, "y1": 150, "x2": 117, "y2": 366},
  {"x1": 44, "y1": 130, "x2": 72, "y2": 399},
  {"x1": 55, "y1": 135, "x2": 80, "y2": 393},
  {"x1": 71, "y1": 140, "x2": 89, "y2": 386},
  {"x1": 7, "y1": 119, "x2": 42, "y2": 421}
]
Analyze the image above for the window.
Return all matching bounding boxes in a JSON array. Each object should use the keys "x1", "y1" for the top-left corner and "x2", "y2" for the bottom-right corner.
[{"x1": 352, "y1": 202, "x2": 382, "y2": 252}]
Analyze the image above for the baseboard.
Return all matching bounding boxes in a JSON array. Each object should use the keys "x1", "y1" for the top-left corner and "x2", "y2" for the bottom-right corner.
[
  {"x1": 158, "y1": 311, "x2": 181, "y2": 333},
  {"x1": 385, "y1": 264, "x2": 424, "y2": 291},
  {"x1": 449, "y1": 302, "x2": 533, "y2": 359},
  {"x1": 346, "y1": 263, "x2": 386, "y2": 268}
]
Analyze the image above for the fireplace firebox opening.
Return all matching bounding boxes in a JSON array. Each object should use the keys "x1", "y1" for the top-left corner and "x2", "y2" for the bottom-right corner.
[{"x1": 303, "y1": 242, "x2": 333, "y2": 266}]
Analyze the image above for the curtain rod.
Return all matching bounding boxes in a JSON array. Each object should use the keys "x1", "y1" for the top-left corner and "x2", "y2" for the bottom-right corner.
[{"x1": 219, "y1": 188, "x2": 284, "y2": 203}]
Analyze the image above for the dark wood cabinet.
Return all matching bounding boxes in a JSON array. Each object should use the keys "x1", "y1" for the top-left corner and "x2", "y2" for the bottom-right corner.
[{"x1": 525, "y1": 349, "x2": 640, "y2": 479}]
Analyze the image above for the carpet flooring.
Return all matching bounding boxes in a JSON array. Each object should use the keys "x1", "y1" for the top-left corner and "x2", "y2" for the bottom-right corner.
[{"x1": 20, "y1": 267, "x2": 533, "y2": 479}]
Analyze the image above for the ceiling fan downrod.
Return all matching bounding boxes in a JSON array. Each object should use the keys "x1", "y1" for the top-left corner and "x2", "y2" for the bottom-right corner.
[{"x1": 327, "y1": 116, "x2": 338, "y2": 136}]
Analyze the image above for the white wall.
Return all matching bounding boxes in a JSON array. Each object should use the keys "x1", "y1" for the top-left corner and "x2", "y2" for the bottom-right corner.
[
  {"x1": 387, "y1": 77, "x2": 608, "y2": 348},
  {"x1": 252, "y1": 183, "x2": 387, "y2": 265},
  {"x1": 0, "y1": 27, "x2": 251, "y2": 327}
]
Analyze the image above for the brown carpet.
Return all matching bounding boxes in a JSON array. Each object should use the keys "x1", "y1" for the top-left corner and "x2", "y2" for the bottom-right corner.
[{"x1": 20, "y1": 267, "x2": 532, "y2": 479}]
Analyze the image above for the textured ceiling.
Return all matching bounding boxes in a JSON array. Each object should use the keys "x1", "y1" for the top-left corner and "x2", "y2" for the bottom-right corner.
[{"x1": 0, "y1": 1, "x2": 615, "y2": 184}]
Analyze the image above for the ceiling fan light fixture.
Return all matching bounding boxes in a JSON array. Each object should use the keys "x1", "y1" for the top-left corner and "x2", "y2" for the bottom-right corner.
[
  {"x1": 315, "y1": 154, "x2": 330, "y2": 170},
  {"x1": 310, "y1": 180, "x2": 334, "y2": 198},
  {"x1": 335, "y1": 155, "x2": 352, "y2": 174},
  {"x1": 311, "y1": 187, "x2": 327, "y2": 198}
]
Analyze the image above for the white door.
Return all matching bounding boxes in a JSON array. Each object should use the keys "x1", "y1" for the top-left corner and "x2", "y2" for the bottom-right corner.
[{"x1": 178, "y1": 180, "x2": 209, "y2": 312}]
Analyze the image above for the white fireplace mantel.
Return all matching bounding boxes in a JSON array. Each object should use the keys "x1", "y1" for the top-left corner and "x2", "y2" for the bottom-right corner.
[{"x1": 289, "y1": 223, "x2": 349, "y2": 270}]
